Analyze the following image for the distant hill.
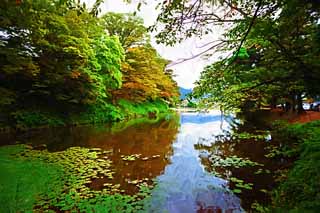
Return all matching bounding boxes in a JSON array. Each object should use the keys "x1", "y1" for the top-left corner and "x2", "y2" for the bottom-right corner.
[{"x1": 179, "y1": 87, "x2": 192, "y2": 100}]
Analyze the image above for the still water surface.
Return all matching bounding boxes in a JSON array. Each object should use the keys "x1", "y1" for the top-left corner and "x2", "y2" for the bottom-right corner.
[
  {"x1": 1, "y1": 111, "x2": 276, "y2": 212},
  {"x1": 147, "y1": 112, "x2": 243, "y2": 212}
]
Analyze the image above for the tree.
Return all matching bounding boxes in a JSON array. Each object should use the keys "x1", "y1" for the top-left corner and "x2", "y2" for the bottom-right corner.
[
  {"x1": 113, "y1": 44, "x2": 179, "y2": 103},
  {"x1": 101, "y1": 12, "x2": 179, "y2": 104},
  {"x1": 101, "y1": 12, "x2": 149, "y2": 49},
  {"x1": 0, "y1": 0, "x2": 124, "y2": 124},
  {"x1": 154, "y1": 0, "x2": 320, "y2": 113}
]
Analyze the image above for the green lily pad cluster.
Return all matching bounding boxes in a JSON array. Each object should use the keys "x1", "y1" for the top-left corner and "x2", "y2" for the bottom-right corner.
[
  {"x1": 3, "y1": 144, "x2": 154, "y2": 212},
  {"x1": 0, "y1": 145, "x2": 64, "y2": 212},
  {"x1": 232, "y1": 131, "x2": 270, "y2": 141},
  {"x1": 264, "y1": 145, "x2": 282, "y2": 158},
  {"x1": 17, "y1": 146, "x2": 114, "y2": 192},
  {"x1": 230, "y1": 177, "x2": 253, "y2": 193},
  {"x1": 121, "y1": 154, "x2": 161, "y2": 161},
  {"x1": 251, "y1": 201, "x2": 270, "y2": 212},
  {"x1": 207, "y1": 154, "x2": 268, "y2": 195},
  {"x1": 254, "y1": 168, "x2": 271, "y2": 175},
  {"x1": 127, "y1": 177, "x2": 150, "y2": 185},
  {"x1": 210, "y1": 154, "x2": 264, "y2": 168},
  {"x1": 121, "y1": 154, "x2": 142, "y2": 161},
  {"x1": 14, "y1": 146, "x2": 118, "y2": 208}
]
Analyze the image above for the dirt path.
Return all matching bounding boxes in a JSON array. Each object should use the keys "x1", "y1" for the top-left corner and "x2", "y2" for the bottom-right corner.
[
  {"x1": 289, "y1": 111, "x2": 320, "y2": 124},
  {"x1": 269, "y1": 109, "x2": 320, "y2": 124}
]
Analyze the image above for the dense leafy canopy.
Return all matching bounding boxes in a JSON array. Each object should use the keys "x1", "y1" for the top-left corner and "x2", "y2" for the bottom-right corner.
[
  {"x1": 153, "y1": 1, "x2": 320, "y2": 211},
  {"x1": 101, "y1": 12, "x2": 149, "y2": 49},
  {"x1": 0, "y1": 1, "x2": 179, "y2": 128},
  {"x1": 102, "y1": 13, "x2": 179, "y2": 104},
  {"x1": 1, "y1": 0, "x2": 123, "y2": 123},
  {"x1": 114, "y1": 45, "x2": 179, "y2": 103},
  {"x1": 154, "y1": 0, "x2": 320, "y2": 113}
]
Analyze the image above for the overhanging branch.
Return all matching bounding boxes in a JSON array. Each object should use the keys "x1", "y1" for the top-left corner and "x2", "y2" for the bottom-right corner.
[{"x1": 166, "y1": 40, "x2": 226, "y2": 68}]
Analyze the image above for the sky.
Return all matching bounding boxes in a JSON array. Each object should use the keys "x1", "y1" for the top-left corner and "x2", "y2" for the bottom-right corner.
[{"x1": 85, "y1": 0, "x2": 224, "y2": 89}]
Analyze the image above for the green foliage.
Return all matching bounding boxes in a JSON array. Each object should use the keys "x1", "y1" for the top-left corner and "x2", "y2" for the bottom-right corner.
[
  {"x1": 229, "y1": 47, "x2": 250, "y2": 62},
  {"x1": 0, "y1": 1, "x2": 178, "y2": 128},
  {"x1": 270, "y1": 121, "x2": 320, "y2": 212},
  {"x1": 0, "y1": 144, "x2": 153, "y2": 212},
  {"x1": 118, "y1": 99, "x2": 169, "y2": 118},
  {"x1": 71, "y1": 103, "x2": 124, "y2": 124},
  {"x1": 0, "y1": 0, "x2": 126, "y2": 127},
  {"x1": 155, "y1": 0, "x2": 320, "y2": 113},
  {"x1": 114, "y1": 45, "x2": 179, "y2": 104},
  {"x1": 1, "y1": 1, "x2": 125, "y2": 107},
  {"x1": 0, "y1": 145, "x2": 64, "y2": 213},
  {"x1": 90, "y1": 35, "x2": 124, "y2": 90},
  {"x1": 101, "y1": 12, "x2": 149, "y2": 49},
  {"x1": 187, "y1": 101, "x2": 197, "y2": 108},
  {"x1": 11, "y1": 110, "x2": 65, "y2": 128},
  {"x1": 102, "y1": 14, "x2": 179, "y2": 105}
]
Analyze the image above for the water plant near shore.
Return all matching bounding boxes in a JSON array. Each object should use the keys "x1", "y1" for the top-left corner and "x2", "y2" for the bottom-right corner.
[
  {"x1": 0, "y1": 144, "x2": 155, "y2": 212},
  {"x1": 209, "y1": 154, "x2": 264, "y2": 168}
]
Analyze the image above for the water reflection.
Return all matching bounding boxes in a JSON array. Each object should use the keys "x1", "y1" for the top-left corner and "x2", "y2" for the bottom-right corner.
[
  {"x1": 86, "y1": 116, "x2": 180, "y2": 193},
  {"x1": 195, "y1": 111, "x2": 281, "y2": 211},
  {"x1": 0, "y1": 112, "x2": 246, "y2": 212},
  {"x1": 0, "y1": 115, "x2": 180, "y2": 194},
  {"x1": 148, "y1": 111, "x2": 243, "y2": 212}
]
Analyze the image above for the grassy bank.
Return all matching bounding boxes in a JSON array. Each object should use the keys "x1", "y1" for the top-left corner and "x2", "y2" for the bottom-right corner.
[
  {"x1": 0, "y1": 99, "x2": 171, "y2": 130},
  {"x1": 213, "y1": 110, "x2": 320, "y2": 212},
  {"x1": 0, "y1": 144, "x2": 152, "y2": 212},
  {"x1": 268, "y1": 120, "x2": 320, "y2": 212},
  {"x1": 237, "y1": 110, "x2": 320, "y2": 212}
]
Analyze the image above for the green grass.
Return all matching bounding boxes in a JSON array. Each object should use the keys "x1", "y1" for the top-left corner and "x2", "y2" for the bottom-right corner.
[
  {"x1": 0, "y1": 144, "x2": 153, "y2": 212},
  {"x1": 2, "y1": 99, "x2": 171, "y2": 129},
  {"x1": 0, "y1": 145, "x2": 64, "y2": 213},
  {"x1": 118, "y1": 99, "x2": 169, "y2": 118},
  {"x1": 270, "y1": 121, "x2": 320, "y2": 212},
  {"x1": 11, "y1": 110, "x2": 65, "y2": 129}
]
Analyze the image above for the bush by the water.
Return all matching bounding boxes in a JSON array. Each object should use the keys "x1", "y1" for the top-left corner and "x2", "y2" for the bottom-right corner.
[
  {"x1": 3, "y1": 99, "x2": 170, "y2": 129},
  {"x1": 271, "y1": 121, "x2": 320, "y2": 212},
  {"x1": 118, "y1": 99, "x2": 169, "y2": 118},
  {"x1": 0, "y1": 145, "x2": 151, "y2": 212}
]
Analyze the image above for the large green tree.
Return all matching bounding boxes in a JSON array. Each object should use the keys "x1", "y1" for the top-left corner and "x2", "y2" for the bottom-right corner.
[
  {"x1": 101, "y1": 12, "x2": 149, "y2": 49},
  {"x1": 154, "y1": 0, "x2": 320, "y2": 113},
  {"x1": 102, "y1": 12, "x2": 179, "y2": 104},
  {"x1": 0, "y1": 0, "x2": 124, "y2": 125}
]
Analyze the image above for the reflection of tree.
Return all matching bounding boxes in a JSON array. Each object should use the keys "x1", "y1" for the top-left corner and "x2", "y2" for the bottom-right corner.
[
  {"x1": 4, "y1": 115, "x2": 180, "y2": 194},
  {"x1": 86, "y1": 115, "x2": 180, "y2": 194},
  {"x1": 194, "y1": 112, "x2": 280, "y2": 211}
]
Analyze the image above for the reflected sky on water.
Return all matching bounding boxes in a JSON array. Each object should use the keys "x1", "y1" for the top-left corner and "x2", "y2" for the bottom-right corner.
[
  {"x1": 0, "y1": 111, "x2": 244, "y2": 212},
  {"x1": 148, "y1": 111, "x2": 243, "y2": 212}
]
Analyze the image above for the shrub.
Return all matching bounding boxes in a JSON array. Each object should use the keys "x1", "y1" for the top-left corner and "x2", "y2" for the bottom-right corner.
[
  {"x1": 271, "y1": 121, "x2": 320, "y2": 212},
  {"x1": 11, "y1": 110, "x2": 65, "y2": 128}
]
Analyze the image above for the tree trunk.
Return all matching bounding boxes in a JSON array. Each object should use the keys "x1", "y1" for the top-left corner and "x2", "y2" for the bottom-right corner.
[
  {"x1": 297, "y1": 93, "x2": 304, "y2": 114},
  {"x1": 285, "y1": 101, "x2": 291, "y2": 112},
  {"x1": 271, "y1": 96, "x2": 277, "y2": 109},
  {"x1": 291, "y1": 94, "x2": 296, "y2": 112}
]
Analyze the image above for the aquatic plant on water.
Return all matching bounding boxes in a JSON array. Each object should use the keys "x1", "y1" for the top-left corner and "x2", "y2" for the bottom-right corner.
[{"x1": 0, "y1": 144, "x2": 154, "y2": 212}]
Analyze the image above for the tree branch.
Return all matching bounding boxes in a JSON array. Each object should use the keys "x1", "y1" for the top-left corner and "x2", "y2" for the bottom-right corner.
[
  {"x1": 166, "y1": 40, "x2": 226, "y2": 68},
  {"x1": 240, "y1": 76, "x2": 290, "y2": 93},
  {"x1": 230, "y1": 0, "x2": 262, "y2": 64},
  {"x1": 222, "y1": 0, "x2": 249, "y2": 17}
]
